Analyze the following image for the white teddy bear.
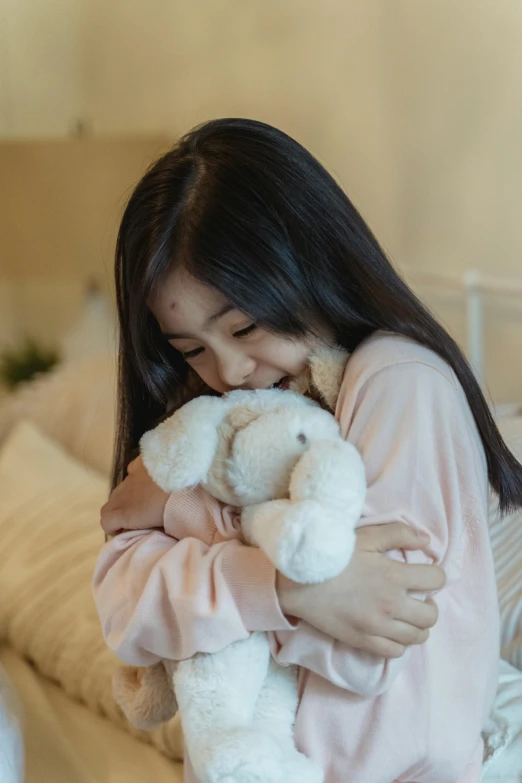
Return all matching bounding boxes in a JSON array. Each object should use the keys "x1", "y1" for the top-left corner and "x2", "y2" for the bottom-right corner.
[{"x1": 113, "y1": 349, "x2": 366, "y2": 783}]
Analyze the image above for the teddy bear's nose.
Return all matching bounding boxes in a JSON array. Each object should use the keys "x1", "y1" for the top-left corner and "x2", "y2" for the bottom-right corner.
[{"x1": 297, "y1": 433, "x2": 307, "y2": 444}]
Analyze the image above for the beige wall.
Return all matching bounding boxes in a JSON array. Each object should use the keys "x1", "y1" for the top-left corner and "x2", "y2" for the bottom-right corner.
[
  {"x1": 2, "y1": 1, "x2": 522, "y2": 265},
  {"x1": 0, "y1": 138, "x2": 168, "y2": 342},
  {"x1": 1, "y1": 0, "x2": 522, "y2": 401},
  {"x1": 0, "y1": 138, "x2": 168, "y2": 281},
  {"x1": 0, "y1": 0, "x2": 83, "y2": 137}
]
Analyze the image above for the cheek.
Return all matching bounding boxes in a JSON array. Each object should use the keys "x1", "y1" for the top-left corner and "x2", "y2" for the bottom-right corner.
[
  {"x1": 263, "y1": 336, "x2": 311, "y2": 372},
  {"x1": 188, "y1": 360, "x2": 226, "y2": 394}
]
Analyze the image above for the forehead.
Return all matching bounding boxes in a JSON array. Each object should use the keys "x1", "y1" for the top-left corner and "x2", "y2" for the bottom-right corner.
[{"x1": 150, "y1": 268, "x2": 229, "y2": 331}]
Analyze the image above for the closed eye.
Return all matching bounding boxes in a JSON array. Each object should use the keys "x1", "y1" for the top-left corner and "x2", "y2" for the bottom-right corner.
[
  {"x1": 177, "y1": 322, "x2": 257, "y2": 359},
  {"x1": 182, "y1": 346, "x2": 204, "y2": 359},
  {"x1": 233, "y1": 323, "x2": 257, "y2": 339}
]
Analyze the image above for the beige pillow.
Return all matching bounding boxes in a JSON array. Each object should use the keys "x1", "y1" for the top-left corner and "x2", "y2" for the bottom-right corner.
[
  {"x1": 0, "y1": 353, "x2": 116, "y2": 477},
  {"x1": 0, "y1": 420, "x2": 183, "y2": 762}
]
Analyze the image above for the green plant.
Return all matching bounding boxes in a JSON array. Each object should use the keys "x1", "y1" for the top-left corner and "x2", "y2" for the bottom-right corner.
[{"x1": 0, "y1": 338, "x2": 60, "y2": 390}]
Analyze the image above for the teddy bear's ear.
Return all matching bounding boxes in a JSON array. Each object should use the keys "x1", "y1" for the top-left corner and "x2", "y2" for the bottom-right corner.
[
  {"x1": 292, "y1": 347, "x2": 348, "y2": 411},
  {"x1": 224, "y1": 389, "x2": 314, "y2": 431},
  {"x1": 227, "y1": 405, "x2": 261, "y2": 430},
  {"x1": 140, "y1": 396, "x2": 229, "y2": 492}
]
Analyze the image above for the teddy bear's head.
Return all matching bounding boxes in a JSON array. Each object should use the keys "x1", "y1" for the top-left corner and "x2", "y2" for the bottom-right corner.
[
  {"x1": 140, "y1": 347, "x2": 349, "y2": 507},
  {"x1": 141, "y1": 389, "x2": 343, "y2": 506}
]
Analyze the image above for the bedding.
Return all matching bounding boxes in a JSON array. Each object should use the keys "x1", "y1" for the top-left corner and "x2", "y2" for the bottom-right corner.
[
  {"x1": 0, "y1": 660, "x2": 23, "y2": 783},
  {"x1": 0, "y1": 420, "x2": 184, "y2": 763},
  {"x1": 481, "y1": 659, "x2": 522, "y2": 782},
  {"x1": 58, "y1": 286, "x2": 117, "y2": 365},
  {"x1": 0, "y1": 647, "x2": 182, "y2": 783},
  {"x1": 0, "y1": 353, "x2": 116, "y2": 477}
]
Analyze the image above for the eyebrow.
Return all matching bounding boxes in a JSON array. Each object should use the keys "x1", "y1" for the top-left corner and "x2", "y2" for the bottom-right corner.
[{"x1": 162, "y1": 304, "x2": 235, "y2": 340}]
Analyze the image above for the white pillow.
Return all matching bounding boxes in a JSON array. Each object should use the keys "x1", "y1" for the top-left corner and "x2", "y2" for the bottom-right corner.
[
  {"x1": 481, "y1": 660, "x2": 522, "y2": 781},
  {"x1": 489, "y1": 418, "x2": 522, "y2": 671},
  {"x1": 0, "y1": 420, "x2": 183, "y2": 762},
  {"x1": 0, "y1": 663, "x2": 23, "y2": 783},
  {"x1": 59, "y1": 288, "x2": 117, "y2": 365},
  {"x1": 0, "y1": 353, "x2": 116, "y2": 477}
]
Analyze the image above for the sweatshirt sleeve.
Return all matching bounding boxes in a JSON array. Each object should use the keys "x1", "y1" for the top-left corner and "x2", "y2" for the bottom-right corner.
[
  {"x1": 93, "y1": 488, "x2": 293, "y2": 666},
  {"x1": 273, "y1": 360, "x2": 485, "y2": 696}
]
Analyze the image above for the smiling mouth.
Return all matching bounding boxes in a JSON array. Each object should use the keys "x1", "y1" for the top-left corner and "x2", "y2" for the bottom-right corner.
[{"x1": 270, "y1": 376, "x2": 291, "y2": 390}]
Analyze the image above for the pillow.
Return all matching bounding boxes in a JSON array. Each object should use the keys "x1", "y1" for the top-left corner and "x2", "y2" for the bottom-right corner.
[
  {"x1": 489, "y1": 418, "x2": 522, "y2": 671},
  {"x1": 482, "y1": 659, "x2": 522, "y2": 781},
  {"x1": 0, "y1": 420, "x2": 184, "y2": 763},
  {"x1": 0, "y1": 663, "x2": 23, "y2": 783},
  {"x1": 0, "y1": 353, "x2": 116, "y2": 477},
  {"x1": 59, "y1": 288, "x2": 117, "y2": 365}
]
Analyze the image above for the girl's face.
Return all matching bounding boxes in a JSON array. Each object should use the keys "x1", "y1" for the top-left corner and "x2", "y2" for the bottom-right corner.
[{"x1": 150, "y1": 269, "x2": 323, "y2": 394}]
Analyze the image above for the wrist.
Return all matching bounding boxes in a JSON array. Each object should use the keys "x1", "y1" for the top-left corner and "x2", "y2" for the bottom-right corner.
[{"x1": 276, "y1": 572, "x2": 302, "y2": 620}]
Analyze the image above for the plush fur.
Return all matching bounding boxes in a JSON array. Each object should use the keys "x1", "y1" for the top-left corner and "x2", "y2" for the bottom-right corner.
[{"x1": 113, "y1": 348, "x2": 365, "y2": 783}]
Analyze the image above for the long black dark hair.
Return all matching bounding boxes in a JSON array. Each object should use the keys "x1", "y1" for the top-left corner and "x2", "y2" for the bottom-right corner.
[{"x1": 114, "y1": 117, "x2": 522, "y2": 513}]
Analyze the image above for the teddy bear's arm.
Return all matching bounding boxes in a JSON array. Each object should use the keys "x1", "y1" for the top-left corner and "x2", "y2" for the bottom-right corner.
[{"x1": 241, "y1": 439, "x2": 365, "y2": 584}]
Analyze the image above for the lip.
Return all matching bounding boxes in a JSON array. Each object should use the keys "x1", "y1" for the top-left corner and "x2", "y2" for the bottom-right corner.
[
  {"x1": 269, "y1": 375, "x2": 290, "y2": 391},
  {"x1": 239, "y1": 376, "x2": 292, "y2": 392}
]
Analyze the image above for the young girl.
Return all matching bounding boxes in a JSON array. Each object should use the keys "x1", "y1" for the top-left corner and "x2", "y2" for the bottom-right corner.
[{"x1": 93, "y1": 118, "x2": 518, "y2": 782}]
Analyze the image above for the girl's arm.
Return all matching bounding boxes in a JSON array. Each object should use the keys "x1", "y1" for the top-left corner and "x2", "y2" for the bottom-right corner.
[
  {"x1": 272, "y1": 360, "x2": 485, "y2": 695},
  {"x1": 96, "y1": 479, "x2": 443, "y2": 667},
  {"x1": 93, "y1": 529, "x2": 293, "y2": 666}
]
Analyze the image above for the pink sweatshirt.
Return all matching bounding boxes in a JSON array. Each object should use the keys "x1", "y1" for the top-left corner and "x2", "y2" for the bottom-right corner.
[{"x1": 93, "y1": 333, "x2": 499, "y2": 783}]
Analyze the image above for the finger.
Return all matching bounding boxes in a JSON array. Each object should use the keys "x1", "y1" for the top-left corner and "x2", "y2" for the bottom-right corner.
[
  {"x1": 127, "y1": 456, "x2": 143, "y2": 475},
  {"x1": 391, "y1": 562, "x2": 446, "y2": 592},
  {"x1": 361, "y1": 636, "x2": 407, "y2": 659},
  {"x1": 361, "y1": 605, "x2": 433, "y2": 643},
  {"x1": 100, "y1": 509, "x2": 124, "y2": 535},
  {"x1": 101, "y1": 522, "x2": 123, "y2": 536},
  {"x1": 100, "y1": 515, "x2": 116, "y2": 534},
  {"x1": 396, "y1": 596, "x2": 439, "y2": 630},
  {"x1": 377, "y1": 621, "x2": 430, "y2": 647},
  {"x1": 357, "y1": 522, "x2": 430, "y2": 554}
]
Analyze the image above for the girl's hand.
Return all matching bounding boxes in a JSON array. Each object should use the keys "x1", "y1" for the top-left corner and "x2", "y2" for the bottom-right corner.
[
  {"x1": 100, "y1": 456, "x2": 169, "y2": 535},
  {"x1": 277, "y1": 523, "x2": 445, "y2": 658}
]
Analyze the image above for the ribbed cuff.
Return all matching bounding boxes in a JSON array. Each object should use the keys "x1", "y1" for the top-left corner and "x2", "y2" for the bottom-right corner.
[
  {"x1": 221, "y1": 544, "x2": 295, "y2": 633},
  {"x1": 163, "y1": 487, "x2": 217, "y2": 546}
]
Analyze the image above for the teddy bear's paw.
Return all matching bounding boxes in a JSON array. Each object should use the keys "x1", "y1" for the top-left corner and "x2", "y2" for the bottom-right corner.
[
  {"x1": 273, "y1": 503, "x2": 355, "y2": 584},
  {"x1": 112, "y1": 663, "x2": 177, "y2": 730},
  {"x1": 195, "y1": 728, "x2": 287, "y2": 783}
]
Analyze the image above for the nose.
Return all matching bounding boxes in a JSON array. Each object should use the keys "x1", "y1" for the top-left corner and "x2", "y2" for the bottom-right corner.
[{"x1": 217, "y1": 348, "x2": 256, "y2": 388}]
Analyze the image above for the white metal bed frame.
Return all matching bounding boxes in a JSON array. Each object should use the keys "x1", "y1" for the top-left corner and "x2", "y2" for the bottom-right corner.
[{"x1": 402, "y1": 267, "x2": 522, "y2": 392}]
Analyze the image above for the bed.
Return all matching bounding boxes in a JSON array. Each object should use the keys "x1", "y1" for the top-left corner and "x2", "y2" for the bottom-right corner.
[
  {"x1": 0, "y1": 351, "x2": 521, "y2": 782},
  {"x1": 0, "y1": 648, "x2": 182, "y2": 783},
  {"x1": 0, "y1": 354, "x2": 185, "y2": 782}
]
